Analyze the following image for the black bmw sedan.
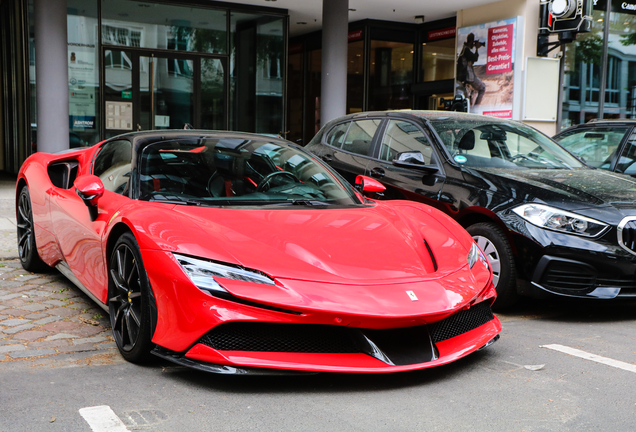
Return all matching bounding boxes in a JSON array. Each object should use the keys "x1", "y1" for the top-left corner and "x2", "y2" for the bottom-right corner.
[{"x1": 306, "y1": 111, "x2": 636, "y2": 308}]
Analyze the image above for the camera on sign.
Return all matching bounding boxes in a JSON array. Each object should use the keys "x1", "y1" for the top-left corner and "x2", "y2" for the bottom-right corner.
[
  {"x1": 441, "y1": 95, "x2": 469, "y2": 113},
  {"x1": 474, "y1": 40, "x2": 485, "y2": 49}
]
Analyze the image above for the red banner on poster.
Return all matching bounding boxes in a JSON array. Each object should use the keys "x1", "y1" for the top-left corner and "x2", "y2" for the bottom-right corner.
[
  {"x1": 486, "y1": 24, "x2": 513, "y2": 75},
  {"x1": 483, "y1": 110, "x2": 513, "y2": 118}
]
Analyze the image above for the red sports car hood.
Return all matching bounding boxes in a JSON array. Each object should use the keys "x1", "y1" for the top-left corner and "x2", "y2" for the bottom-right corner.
[{"x1": 140, "y1": 202, "x2": 473, "y2": 286}]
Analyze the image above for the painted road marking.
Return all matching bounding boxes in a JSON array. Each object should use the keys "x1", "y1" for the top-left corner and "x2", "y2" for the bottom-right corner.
[
  {"x1": 79, "y1": 405, "x2": 130, "y2": 432},
  {"x1": 541, "y1": 344, "x2": 636, "y2": 374}
]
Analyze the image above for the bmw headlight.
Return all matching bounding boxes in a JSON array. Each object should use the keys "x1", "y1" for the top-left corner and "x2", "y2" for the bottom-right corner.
[
  {"x1": 512, "y1": 204, "x2": 609, "y2": 238},
  {"x1": 467, "y1": 242, "x2": 489, "y2": 270},
  {"x1": 174, "y1": 253, "x2": 275, "y2": 295}
]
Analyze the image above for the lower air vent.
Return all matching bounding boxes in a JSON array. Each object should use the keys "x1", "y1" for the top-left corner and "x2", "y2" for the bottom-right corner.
[
  {"x1": 198, "y1": 302, "x2": 495, "y2": 357},
  {"x1": 428, "y1": 301, "x2": 494, "y2": 343}
]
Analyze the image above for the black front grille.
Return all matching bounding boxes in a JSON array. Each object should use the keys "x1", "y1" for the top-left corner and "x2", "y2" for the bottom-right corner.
[
  {"x1": 428, "y1": 301, "x2": 494, "y2": 343},
  {"x1": 198, "y1": 301, "x2": 495, "y2": 359},
  {"x1": 200, "y1": 322, "x2": 359, "y2": 353},
  {"x1": 541, "y1": 260, "x2": 596, "y2": 291},
  {"x1": 619, "y1": 219, "x2": 636, "y2": 254}
]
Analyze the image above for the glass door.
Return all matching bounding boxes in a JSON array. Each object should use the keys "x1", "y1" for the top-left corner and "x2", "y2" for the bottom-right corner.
[
  {"x1": 102, "y1": 49, "x2": 227, "y2": 137},
  {"x1": 140, "y1": 55, "x2": 194, "y2": 130}
]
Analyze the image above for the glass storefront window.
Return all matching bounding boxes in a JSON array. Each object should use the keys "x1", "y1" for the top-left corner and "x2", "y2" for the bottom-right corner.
[
  {"x1": 561, "y1": 4, "x2": 606, "y2": 128},
  {"x1": 421, "y1": 38, "x2": 455, "y2": 82},
  {"x1": 347, "y1": 40, "x2": 364, "y2": 114},
  {"x1": 68, "y1": 0, "x2": 99, "y2": 147},
  {"x1": 101, "y1": 0, "x2": 227, "y2": 54},
  {"x1": 605, "y1": 5, "x2": 636, "y2": 119},
  {"x1": 369, "y1": 41, "x2": 413, "y2": 111},
  {"x1": 305, "y1": 49, "x2": 322, "y2": 144},
  {"x1": 229, "y1": 13, "x2": 284, "y2": 134},
  {"x1": 287, "y1": 50, "x2": 303, "y2": 143}
]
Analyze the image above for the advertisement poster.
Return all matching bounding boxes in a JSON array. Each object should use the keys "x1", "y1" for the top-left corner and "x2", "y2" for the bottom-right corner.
[{"x1": 456, "y1": 17, "x2": 523, "y2": 119}]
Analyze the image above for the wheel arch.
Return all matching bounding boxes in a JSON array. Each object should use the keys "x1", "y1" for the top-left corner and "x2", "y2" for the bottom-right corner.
[
  {"x1": 456, "y1": 208, "x2": 518, "y2": 255},
  {"x1": 106, "y1": 222, "x2": 159, "y2": 337}
]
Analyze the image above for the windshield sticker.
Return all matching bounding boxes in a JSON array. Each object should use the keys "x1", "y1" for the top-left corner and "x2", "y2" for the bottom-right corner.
[{"x1": 454, "y1": 155, "x2": 467, "y2": 164}]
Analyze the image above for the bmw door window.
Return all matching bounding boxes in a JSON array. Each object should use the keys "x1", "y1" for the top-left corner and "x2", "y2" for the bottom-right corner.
[
  {"x1": 138, "y1": 137, "x2": 362, "y2": 206},
  {"x1": 341, "y1": 119, "x2": 381, "y2": 156},
  {"x1": 555, "y1": 127, "x2": 629, "y2": 169},
  {"x1": 379, "y1": 120, "x2": 434, "y2": 165},
  {"x1": 325, "y1": 122, "x2": 351, "y2": 149},
  {"x1": 429, "y1": 117, "x2": 584, "y2": 170},
  {"x1": 615, "y1": 131, "x2": 636, "y2": 175}
]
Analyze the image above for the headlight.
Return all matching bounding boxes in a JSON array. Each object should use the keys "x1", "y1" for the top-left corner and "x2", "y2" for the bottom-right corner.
[
  {"x1": 174, "y1": 253, "x2": 275, "y2": 295},
  {"x1": 512, "y1": 203, "x2": 609, "y2": 238},
  {"x1": 467, "y1": 242, "x2": 489, "y2": 270}
]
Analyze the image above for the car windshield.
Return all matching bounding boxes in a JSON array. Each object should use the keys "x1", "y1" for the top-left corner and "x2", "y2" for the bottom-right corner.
[
  {"x1": 138, "y1": 136, "x2": 361, "y2": 207},
  {"x1": 554, "y1": 127, "x2": 630, "y2": 169},
  {"x1": 427, "y1": 116, "x2": 584, "y2": 170}
]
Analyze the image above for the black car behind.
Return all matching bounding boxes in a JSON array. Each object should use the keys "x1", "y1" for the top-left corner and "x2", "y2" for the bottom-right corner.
[{"x1": 306, "y1": 111, "x2": 636, "y2": 308}]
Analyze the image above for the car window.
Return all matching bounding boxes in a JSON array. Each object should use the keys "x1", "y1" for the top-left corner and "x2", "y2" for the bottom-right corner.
[
  {"x1": 93, "y1": 139, "x2": 133, "y2": 195},
  {"x1": 341, "y1": 119, "x2": 381, "y2": 156},
  {"x1": 555, "y1": 127, "x2": 629, "y2": 169},
  {"x1": 138, "y1": 137, "x2": 361, "y2": 207},
  {"x1": 324, "y1": 122, "x2": 350, "y2": 149},
  {"x1": 428, "y1": 116, "x2": 584, "y2": 170},
  {"x1": 379, "y1": 120, "x2": 433, "y2": 164},
  {"x1": 616, "y1": 131, "x2": 636, "y2": 175}
]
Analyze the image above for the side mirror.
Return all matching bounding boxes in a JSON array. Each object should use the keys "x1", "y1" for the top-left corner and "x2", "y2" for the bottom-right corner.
[
  {"x1": 74, "y1": 175, "x2": 104, "y2": 210},
  {"x1": 355, "y1": 175, "x2": 386, "y2": 197},
  {"x1": 392, "y1": 151, "x2": 439, "y2": 174}
]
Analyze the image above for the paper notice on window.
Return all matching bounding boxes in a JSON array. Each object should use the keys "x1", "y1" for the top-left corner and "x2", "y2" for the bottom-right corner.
[{"x1": 105, "y1": 101, "x2": 133, "y2": 130}]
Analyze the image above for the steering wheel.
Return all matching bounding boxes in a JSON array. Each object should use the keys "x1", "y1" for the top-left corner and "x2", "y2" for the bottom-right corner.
[
  {"x1": 256, "y1": 171, "x2": 300, "y2": 192},
  {"x1": 207, "y1": 171, "x2": 224, "y2": 197}
]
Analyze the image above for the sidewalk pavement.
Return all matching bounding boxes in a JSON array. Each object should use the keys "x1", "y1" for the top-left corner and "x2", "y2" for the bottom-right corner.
[{"x1": 0, "y1": 173, "x2": 122, "y2": 369}]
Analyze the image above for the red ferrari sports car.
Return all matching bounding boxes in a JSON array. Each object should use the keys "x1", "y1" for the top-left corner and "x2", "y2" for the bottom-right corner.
[{"x1": 16, "y1": 131, "x2": 500, "y2": 374}]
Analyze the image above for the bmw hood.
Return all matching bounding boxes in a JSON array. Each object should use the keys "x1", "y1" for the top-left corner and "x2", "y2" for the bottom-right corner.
[{"x1": 468, "y1": 167, "x2": 636, "y2": 221}]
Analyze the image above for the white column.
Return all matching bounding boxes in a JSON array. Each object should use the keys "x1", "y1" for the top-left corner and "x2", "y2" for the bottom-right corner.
[
  {"x1": 320, "y1": 0, "x2": 348, "y2": 127},
  {"x1": 34, "y1": 0, "x2": 69, "y2": 153}
]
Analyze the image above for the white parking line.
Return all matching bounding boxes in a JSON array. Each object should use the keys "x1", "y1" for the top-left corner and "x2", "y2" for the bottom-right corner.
[
  {"x1": 541, "y1": 344, "x2": 636, "y2": 374},
  {"x1": 79, "y1": 406, "x2": 130, "y2": 432}
]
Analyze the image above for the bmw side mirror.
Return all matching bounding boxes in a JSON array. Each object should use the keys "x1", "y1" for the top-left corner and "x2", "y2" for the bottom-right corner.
[
  {"x1": 74, "y1": 175, "x2": 104, "y2": 220},
  {"x1": 392, "y1": 151, "x2": 439, "y2": 174}
]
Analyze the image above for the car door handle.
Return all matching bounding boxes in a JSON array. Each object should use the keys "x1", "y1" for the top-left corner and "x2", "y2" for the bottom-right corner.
[
  {"x1": 322, "y1": 154, "x2": 333, "y2": 163},
  {"x1": 371, "y1": 167, "x2": 385, "y2": 178}
]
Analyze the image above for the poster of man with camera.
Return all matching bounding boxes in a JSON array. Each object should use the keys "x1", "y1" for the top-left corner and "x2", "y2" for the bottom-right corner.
[{"x1": 456, "y1": 17, "x2": 522, "y2": 119}]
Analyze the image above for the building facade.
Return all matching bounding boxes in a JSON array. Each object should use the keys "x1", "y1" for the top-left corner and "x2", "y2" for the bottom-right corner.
[{"x1": 1, "y1": 0, "x2": 633, "y2": 174}]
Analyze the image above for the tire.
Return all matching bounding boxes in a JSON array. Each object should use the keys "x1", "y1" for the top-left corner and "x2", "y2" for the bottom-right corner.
[
  {"x1": 467, "y1": 222, "x2": 518, "y2": 310},
  {"x1": 16, "y1": 186, "x2": 48, "y2": 272},
  {"x1": 108, "y1": 232, "x2": 154, "y2": 363}
]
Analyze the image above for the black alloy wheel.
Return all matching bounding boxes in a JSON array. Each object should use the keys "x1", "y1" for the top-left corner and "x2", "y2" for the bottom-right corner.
[
  {"x1": 16, "y1": 186, "x2": 48, "y2": 272},
  {"x1": 467, "y1": 222, "x2": 518, "y2": 310},
  {"x1": 108, "y1": 232, "x2": 154, "y2": 363}
]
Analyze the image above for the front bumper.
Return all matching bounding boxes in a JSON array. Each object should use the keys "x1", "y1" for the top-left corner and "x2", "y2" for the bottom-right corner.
[
  {"x1": 505, "y1": 217, "x2": 636, "y2": 299},
  {"x1": 141, "y1": 249, "x2": 500, "y2": 373}
]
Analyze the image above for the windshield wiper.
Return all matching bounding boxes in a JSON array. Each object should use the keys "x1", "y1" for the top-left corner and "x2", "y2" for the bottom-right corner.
[
  {"x1": 149, "y1": 195, "x2": 202, "y2": 206},
  {"x1": 265, "y1": 199, "x2": 331, "y2": 206}
]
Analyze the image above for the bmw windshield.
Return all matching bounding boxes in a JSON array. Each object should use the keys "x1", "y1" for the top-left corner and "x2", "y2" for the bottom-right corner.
[
  {"x1": 138, "y1": 136, "x2": 361, "y2": 207},
  {"x1": 427, "y1": 116, "x2": 584, "y2": 170}
]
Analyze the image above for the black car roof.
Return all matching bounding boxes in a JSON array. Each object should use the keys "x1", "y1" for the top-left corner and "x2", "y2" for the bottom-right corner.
[{"x1": 327, "y1": 110, "x2": 511, "y2": 125}]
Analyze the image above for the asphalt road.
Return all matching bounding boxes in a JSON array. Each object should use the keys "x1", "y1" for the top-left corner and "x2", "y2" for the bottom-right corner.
[{"x1": 2, "y1": 295, "x2": 636, "y2": 432}]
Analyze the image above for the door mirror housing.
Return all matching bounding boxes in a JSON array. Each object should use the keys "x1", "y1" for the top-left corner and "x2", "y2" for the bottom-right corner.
[
  {"x1": 392, "y1": 151, "x2": 439, "y2": 173},
  {"x1": 74, "y1": 175, "x2": 105, "y2": 207},
  {"x1": 355, "y1": 175, "x2": 386, "y2": 197}
]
